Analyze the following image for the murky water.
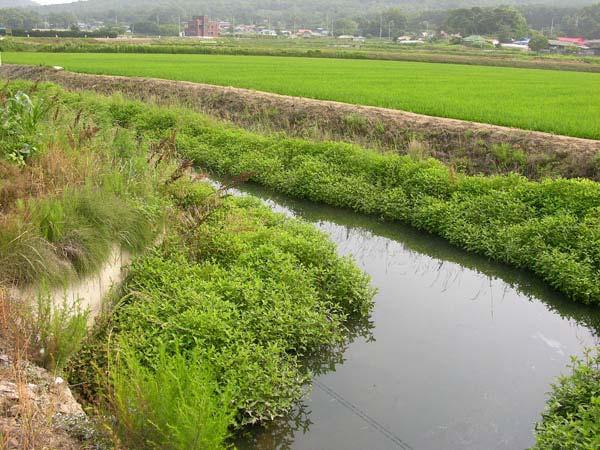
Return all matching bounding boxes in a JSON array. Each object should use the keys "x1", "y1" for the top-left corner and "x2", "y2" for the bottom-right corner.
[{"x1": 232, "y1": 183, "x2": 600, "y2": 450}]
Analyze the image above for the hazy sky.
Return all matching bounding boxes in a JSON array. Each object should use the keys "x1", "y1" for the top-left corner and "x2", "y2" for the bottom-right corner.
[{"x1": 35, "y1": 0, "x2": 79, "y2": 4}]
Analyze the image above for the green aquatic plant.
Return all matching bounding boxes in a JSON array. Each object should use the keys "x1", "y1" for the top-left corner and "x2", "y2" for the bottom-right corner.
[
  {"x1": 71, "y1": 183, "x2": 374, "y2": 438},
  {"x1": 534, "y1": 349, "x2": 600, "y2": 450}
]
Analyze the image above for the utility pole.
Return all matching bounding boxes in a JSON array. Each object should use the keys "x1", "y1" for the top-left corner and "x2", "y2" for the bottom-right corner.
[{"x1": 379, "y1": 13, "x2": 383, "y2": 39}]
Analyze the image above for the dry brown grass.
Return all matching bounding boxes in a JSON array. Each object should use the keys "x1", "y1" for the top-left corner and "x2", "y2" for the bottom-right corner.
[
  {"x1": 0, "y1": 288, "x2": 87, "y2": 450},
  {"x1": 0, "y1": 142, "x2": 98, "y2": 217}
]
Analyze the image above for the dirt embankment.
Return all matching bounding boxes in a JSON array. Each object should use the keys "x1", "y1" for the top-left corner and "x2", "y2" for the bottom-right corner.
[{"x1": 2, "y1": 64, "x2": 599, "y2": 180}]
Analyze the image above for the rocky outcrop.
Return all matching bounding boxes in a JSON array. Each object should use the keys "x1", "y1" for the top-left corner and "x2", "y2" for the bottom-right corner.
[{"x1": 0, "y1": 354, "x2": 88, "y2": 449}]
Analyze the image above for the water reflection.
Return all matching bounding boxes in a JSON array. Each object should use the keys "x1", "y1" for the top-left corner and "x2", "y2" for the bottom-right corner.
[
  {"x1": 229, "y1": 182, "x2": 600, "y2": 450},
  {"x1": 246, "y1": 184, "x2": 600, "y2": 337}
]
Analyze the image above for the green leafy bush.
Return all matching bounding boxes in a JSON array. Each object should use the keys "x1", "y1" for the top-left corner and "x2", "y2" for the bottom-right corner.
[
  {"x1": 32, "y1": 290, "x2": 89, "y2": 372},
  {"x1": 135, "y1": 113, "x2": 598, "y2": 305},
  {"x1": 0, "y1": 91, "x2": 49, "y2": 164},
  {"x1": 534, "y1": 349, "x2": 600, "y2": 450}
]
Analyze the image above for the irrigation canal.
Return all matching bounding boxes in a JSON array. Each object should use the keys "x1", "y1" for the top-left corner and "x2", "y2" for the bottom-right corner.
[{"x1": 229, "y1": 182, "x2": 600, "y2": 450}]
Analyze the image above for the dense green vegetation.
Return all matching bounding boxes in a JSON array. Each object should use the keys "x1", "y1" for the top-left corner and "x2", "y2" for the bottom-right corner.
[
  {"x1": 0, "y1": 82, "x2": 374, "y2": 448},
  {"x1": 4, "y1": 37, "x2": 600, "y2": 74},
  {"x1": 443, "y1": 6, "x2": 529, "y2": 39},
  {"x1": 534, "y1": 349, "x2": 600, "y2": 449},
  {"x1": 4, "y1": 36, "x2": 599, "y2": 73},
  {"x1": 6, "y1": 51, "x2": 600, "y2": 139},
  {"x1": 2, "y1": 79, "x2": 599, "y2": 449},
  {"x1": 51, "y1": 90, "x2": 600, "y2": 305},
  {"x1": 71, "y1": 179, "x2": 374, "y2": 447},
  {"x1": 0, "y1": 88, "x2": 165, "y2": 288},
  {"x1": 179, "y1": 130, "x2": 600, "y2": 306},
  {"x1": 4, "y1": 1, "x2": 598, "y2": 37}
]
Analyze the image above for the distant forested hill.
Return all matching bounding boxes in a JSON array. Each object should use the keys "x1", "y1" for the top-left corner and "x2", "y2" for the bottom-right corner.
[
  {"x1": 37, "y1": 0, "x2": 599, "y2": 25},
  {"x1": 0, "y1": 0, "x2": 35, "y2": 7}
]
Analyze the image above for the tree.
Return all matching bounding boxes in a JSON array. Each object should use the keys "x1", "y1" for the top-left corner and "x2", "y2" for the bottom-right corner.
[
  {"x1": 357, "y1": 8, "x2": 407, "y2": 39},
  {"x1": 444, "y1": 6, "x2": 528, "y2": 39},
  {"x1": 529, "y1": 33, "x2": 549, "y2": 52},
  {"x1": 577, "y1": 3, "x2": 600, "y2": 39},
  {"x1": 132, "y1": 21, "x2": 160, "y2": 35},
  {"x1": 333, "y1": 18, "x2": 357, "y2": 36}
]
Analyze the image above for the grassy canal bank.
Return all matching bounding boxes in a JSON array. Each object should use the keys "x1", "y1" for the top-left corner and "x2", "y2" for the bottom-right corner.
[
  {"x1": 40, "y1": 85, "x2": 599, "y2": 307},
  {"x1": 0, "y1": 82, "x2": 374, "y2": 448},
  {"x1": 0, "y1": 81, "x2": 598, "y2": 448},
  {"x1": 4, "y1": 52, "x2": 600, "y2": 140}
]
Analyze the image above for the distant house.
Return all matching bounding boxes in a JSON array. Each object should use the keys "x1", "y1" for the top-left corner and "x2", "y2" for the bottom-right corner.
[
  {"x1": 462, "y1": 35, "x2": 489, "y2": 47},
  {"x1": 185, "y1": 16, "x2": 219, "y2": 38},
  {"x1": 548, "y1": 39, "x2": 588, "y2": 54},
  {"x1": 585, "y1": 40, "x2": 600, "y2": 56},
  {"x1": 557, "y1": 37, "x2": 587, "y2": 46},
  {"x1": 296, "y1": 29, "x2": 314, "y2": 38}
]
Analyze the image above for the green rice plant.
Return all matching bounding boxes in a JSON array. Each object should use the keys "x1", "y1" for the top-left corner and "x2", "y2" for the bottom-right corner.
[
  {"x1": 533, "y1": 348, "x2": 600, "y2": 450},
  {"x1": 4, "y1": 52, "x2": 600, "y2": 139},
  {"x1": 107, "y1": 341, "x2": 233, "y2": 450}
]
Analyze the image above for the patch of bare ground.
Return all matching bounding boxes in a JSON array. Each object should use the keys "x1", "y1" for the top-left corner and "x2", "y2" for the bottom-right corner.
[{"x1": 1, "y1": 64, "x2": 599, "y2": 180}]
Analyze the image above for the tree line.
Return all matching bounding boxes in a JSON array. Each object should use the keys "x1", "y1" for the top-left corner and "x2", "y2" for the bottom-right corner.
[{"x1": 0, "y1": 2, "x2": 598, "y2": 39}]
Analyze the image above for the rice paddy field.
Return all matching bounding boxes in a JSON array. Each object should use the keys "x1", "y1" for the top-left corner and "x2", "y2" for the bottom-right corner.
[{"x1": 4, "y1": 51, "x2": 600, "y2": 139}]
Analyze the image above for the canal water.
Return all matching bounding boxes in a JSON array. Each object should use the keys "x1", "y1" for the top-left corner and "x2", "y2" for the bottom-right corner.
[{"x1": 232, "y1": 183, "x2": 600, "y2": 450}]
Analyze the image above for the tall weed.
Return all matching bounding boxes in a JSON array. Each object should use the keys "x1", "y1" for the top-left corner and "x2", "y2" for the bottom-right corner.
[{"x1": 107, "y1": 342, "x2": 233, "y2": 450}]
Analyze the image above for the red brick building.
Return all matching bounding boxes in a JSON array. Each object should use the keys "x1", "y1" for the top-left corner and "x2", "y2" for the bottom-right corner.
[{"x1": 185, "y1": 16, "x2": 219, "y2": 38}]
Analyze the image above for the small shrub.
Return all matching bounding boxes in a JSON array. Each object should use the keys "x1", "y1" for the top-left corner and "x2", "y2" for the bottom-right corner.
[
  {"x1": 107, "y1": 342, "x2": 233, "y2": 450},
  {"x1": 533, "y1": 349, "x2": 600, "y2": 449},
  {"x1": 30, "y1": 289, "x2": 90, "y2": 372},
  {"x1": 0, "y1": 91, "x2": 50, "y2": 164},
  {"x1": 593, "y1": 151, "x2": 600, "y2": 177},
  {"x1": 342, "y1": 113, "x2": 369, "y2": 134},
  {"x1": 491, "y1": 143, "x2": 527, "y2": 172},
  {"x1": 406, "y1": 138, "x2": 430, "y2": 160}
]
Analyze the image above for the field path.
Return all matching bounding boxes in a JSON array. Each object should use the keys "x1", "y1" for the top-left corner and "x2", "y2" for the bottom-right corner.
[{"x1": 2, "y1": 64, "x2": 599, "y2": 179}]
